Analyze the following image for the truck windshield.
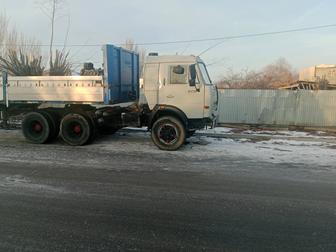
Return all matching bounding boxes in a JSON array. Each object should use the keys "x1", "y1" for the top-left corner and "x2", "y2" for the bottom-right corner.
[{"x1": 198, "y1": 63, "x2": 212, "y2": 85}]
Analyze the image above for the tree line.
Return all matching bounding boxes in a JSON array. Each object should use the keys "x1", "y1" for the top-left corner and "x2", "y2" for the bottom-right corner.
[
  {"x1": 0, "y1": 1, "x2": 72, "y2": 76},
  {"x1": 216, "y1": 58, "x2": 298, "y2": 89}
]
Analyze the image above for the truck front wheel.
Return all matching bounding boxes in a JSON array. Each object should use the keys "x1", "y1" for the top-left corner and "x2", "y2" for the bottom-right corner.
[
  {"x1": 151, "y1": 116, "x2": 186, "y2": 151},
  {"x1": 60, "y1": 114, "x2": 93, "y2": 146}
]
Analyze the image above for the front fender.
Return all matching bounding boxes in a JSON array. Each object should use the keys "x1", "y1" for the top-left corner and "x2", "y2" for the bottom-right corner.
[{"x1": 148, "y1": 105, "x2": 188, "y2": 129}]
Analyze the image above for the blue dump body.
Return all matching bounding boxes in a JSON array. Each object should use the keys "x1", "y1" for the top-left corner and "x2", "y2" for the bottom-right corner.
[{"x1": 103, "y1": 45, "x2": 140, "y2": 104}]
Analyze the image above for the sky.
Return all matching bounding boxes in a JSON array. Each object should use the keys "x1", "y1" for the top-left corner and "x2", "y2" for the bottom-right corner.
[{"x1": 2, "y1": 0, "x2": 336, "y2": 80}]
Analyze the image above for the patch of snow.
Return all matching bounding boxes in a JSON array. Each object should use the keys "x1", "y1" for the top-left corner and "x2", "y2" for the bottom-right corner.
[
  {"x1": 186, "y1": 137, "x2": 336, "y2": 167},
  {"x1": 206, "y1": 127, "x2": 336, "y2": 140},
  {"x1": 1, "y1": 128, "x2": 335, "y2": 169},
  {"x1": 199, "y1": 127, "x2": 234, "y2": 134},
  {"x1": 242, "y1": 129, "x2": 336, "y2": 139},
  {"x1": 0, "y1": 175, "x2": 65, "y2": 194},
  {"x1": 97, "y1": 130, "x2": 336, "y2": 167}
]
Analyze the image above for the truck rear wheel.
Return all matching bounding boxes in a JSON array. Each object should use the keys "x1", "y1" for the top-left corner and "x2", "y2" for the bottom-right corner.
[
  {"x1": 151, "y1": 116, "x2": 186, "y2": 151},
  {"x1": 60, "y1": 114, "x2": 93, "y2": 146},
  {"x1": 22, "y1": 112, "x2": 51, "y2": 144},
  {"x1": 40, "y1": 111, "x2": 59, "y2": 141}
]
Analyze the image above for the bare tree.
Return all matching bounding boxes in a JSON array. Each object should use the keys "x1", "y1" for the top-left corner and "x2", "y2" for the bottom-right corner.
[
  {"x1": 36, "y1": 0, "x2": 73, "y2": 75},
  {"x1": 217, "y1": 58, "x2": 298, "y2": 89},
  {"x1": 0, "y1": 14, "x2": 9, "y2": 57},
  {"x1": 217, "y1": 68, "x2": 264, "y2": 89},
  {"x1": 0, "y1": 13, "x2": 43, "y2": 75},
  {"x1": 37, "y1": 0, "x2": 67, "y2": 68},
  {"x1": 5, "y1": 28, "x2": 41, "y2": 58},
  {"x1": 261, "y1": 58, "x2": 298, "y2": 88}
]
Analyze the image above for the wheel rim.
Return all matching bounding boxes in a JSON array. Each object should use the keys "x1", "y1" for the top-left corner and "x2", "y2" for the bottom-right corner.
[
  {"x1": 60, "y1": 114, "x2": 92, "y2": 146},
  {"x1": 22, "y1": 112, "x2": 51, "y2": 144},
  {"x1": 158, "y1": 123, "x2": 179, "y2": 145},
  {"x1": 73, "y1": 124, "x2": 82, "y2": 135},
  {"x1": 66, "y1": 122, "x2": 84, "y2": 139},
  {"x1": 28, "y1": 120, "x2": 45, "y2": 138},
  {"x1": 32, "y1": 121, "x2": 43, "y2": 133}
]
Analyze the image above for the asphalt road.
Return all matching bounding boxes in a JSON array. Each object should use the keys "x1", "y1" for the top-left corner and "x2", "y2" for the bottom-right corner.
[{"x1": 0, "y1": 130, "x2": 336, "y2": 252}]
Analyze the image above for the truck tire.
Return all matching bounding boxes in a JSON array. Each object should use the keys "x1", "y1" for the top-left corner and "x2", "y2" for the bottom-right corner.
[
  {"x1": 87, "y1": 116, "x2": 98, "y2": 144},
  {"x1": 60, "y1": 113, "x2": 93, "y2": 146},
  {"x1": 151, "y1": 116, "x2": 186, "y2": 151},
  {"x1": 40, "y1": 111, "x2": 59, "y2": 141},
  {"x1": 22, "y1": 112, "x2": 51, "y2": 144}
]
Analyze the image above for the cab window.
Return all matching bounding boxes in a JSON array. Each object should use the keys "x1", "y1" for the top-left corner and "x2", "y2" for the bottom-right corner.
[
  {"x1": 170, "y1": 65, "x2": 188, "y2": 84},
  {"x1": 198, "y1": 63, "x2": 212, "y2": 85}
]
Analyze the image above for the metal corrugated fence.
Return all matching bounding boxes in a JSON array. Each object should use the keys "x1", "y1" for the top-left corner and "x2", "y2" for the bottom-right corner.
[{"x1": 217, "y1": 89, "x2": 336, "y2": 127}]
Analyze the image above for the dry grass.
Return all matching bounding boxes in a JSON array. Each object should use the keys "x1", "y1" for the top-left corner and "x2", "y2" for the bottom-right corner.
[
  {"x1": 0, "y1": 50, "x2": 44, "y2": 76},
  {"x1": 49, "y1": 49, "x2": 72, "y2": 76},
  {"x1": 0, "y1": 13, "x2": 72, "y2": 76}
]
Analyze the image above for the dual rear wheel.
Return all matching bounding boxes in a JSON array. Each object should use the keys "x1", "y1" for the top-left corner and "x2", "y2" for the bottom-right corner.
[
  {"x1": 60, "y1": 114, "x2": 94, "y2": 146},
  {"x1": 22, "y1": 112, "x2": 93, "y2": 146}
]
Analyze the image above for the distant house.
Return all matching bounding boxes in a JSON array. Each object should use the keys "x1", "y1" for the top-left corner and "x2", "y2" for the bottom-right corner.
[{"x1": 280, "y1": 65, "x2": 336, "y2": 90}]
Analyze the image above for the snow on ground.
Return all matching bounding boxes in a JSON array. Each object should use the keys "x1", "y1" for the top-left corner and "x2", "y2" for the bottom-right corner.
[
  {"x1": 203, "y1": 127, "x2": 336, "y2": 140},
  {"x1": 192, "y1": 137, "x2": 336, "y2": 167},
  {"x1": 102, "y1": 128, "x2": 336, "y2": 167},
  {"x1": 240, "y1": 129, "x2": 336, "y2": 139},
  {"x1": 0, "y1": 174, "x2": 65, "y2": 194},
  {"x1": 199, "y1": 127, "x2": 234, "y2": 134},
  {"x1": 188, "y1": 127, "x2": 336, "y2": 166},
  {"x1": 1, "y1": 127, "x2": 335, "y2": 168}
]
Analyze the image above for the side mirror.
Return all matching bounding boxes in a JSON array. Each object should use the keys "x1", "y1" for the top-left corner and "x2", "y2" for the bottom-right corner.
[{"x1": 189, "y1": 64, "x2": 197, "y2": 87}]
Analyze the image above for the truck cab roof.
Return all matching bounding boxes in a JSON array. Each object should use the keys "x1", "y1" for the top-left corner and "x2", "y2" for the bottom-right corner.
[{"x1": 145, "y1": 55, "x2": 201, "y2": 64}]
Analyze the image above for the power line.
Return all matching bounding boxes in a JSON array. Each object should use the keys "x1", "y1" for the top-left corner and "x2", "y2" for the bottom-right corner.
[
  {"x1": 198, "y1": 23, "x2": 336, "y2": 56},
  {"x1": 139, "y1": 23, "x2": 336, "y2": 46},
  {"x1": 0, "y1": 23, "x2": 335, "y2": 48},
  {"x1": 199, "y1": 40, "x2": 228, "y2": 56}
]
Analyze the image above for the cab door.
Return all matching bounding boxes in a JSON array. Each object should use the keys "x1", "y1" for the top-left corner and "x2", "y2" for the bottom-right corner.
[{"x1": 158, "y1": 63, "x2": 205, "y2": 119}]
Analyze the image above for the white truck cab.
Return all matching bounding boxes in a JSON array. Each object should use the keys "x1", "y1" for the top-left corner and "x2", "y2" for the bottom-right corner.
[{"x1": 141, "y1": 54, "x2": 218, "y2": 150}]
